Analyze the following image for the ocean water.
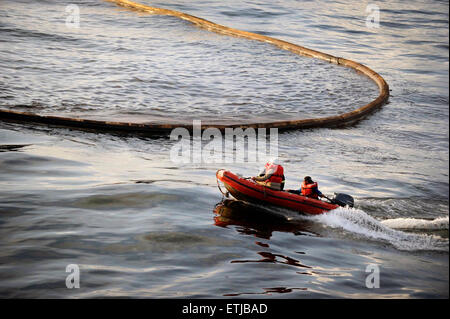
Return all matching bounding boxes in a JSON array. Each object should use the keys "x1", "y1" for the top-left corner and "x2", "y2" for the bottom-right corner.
[{"x1": 0, "y1": 0, "x2": 448, "y2": 298}]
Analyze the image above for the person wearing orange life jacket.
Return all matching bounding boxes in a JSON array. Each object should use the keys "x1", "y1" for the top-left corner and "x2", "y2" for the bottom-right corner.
[
  {"x1": 300, "y1": 176, "x2": 323, "y2": 199},
  {"x1": 251, "y1": 159, "x2": 285, "y2": 191}
]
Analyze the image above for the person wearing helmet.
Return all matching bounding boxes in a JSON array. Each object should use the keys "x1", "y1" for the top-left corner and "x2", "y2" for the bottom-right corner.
[
  {"x1": 251, "y1": 159, "x2": 285, "y2": 191},
  {"x1": 300, "y1": 176, "x2": 323, "y2": 199}
]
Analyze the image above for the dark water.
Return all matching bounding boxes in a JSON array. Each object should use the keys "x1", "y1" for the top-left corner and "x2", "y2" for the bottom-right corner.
[{"x1": 0, "y1": 0, "x2": 448, "y2": 298}]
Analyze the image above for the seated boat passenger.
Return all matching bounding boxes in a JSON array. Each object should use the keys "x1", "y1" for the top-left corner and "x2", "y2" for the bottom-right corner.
[
  {"x1": 251, "y1": 159, "x2": 285, "y2": 191},
  {"x1": 287, "y1": 176, "x2": 323, "y2": 198},
  {"x1": 300, "y1": 176, "x2": 323, "y2": 199}
]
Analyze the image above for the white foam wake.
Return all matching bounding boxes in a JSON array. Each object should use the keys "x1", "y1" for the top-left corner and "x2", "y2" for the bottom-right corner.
[
  {"x1": 301, "y1": 207, "x2": 449, "y2": 252},
  {"x1": 381, "y1": 216, "x2": 449, "y2": 230}
]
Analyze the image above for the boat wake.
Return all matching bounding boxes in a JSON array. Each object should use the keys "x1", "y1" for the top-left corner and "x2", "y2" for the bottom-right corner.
[
  {"x1": 298, "y1": 207, "x2": 449, "y2": 252},
  {"x1": 380, "y1": 216, "x2": 449, "y2": 230}
]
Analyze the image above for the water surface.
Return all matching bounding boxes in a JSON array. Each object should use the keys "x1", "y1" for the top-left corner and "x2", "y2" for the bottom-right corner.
[{"x1": 0, "y1": 0, "x2": 448, "y2": 298}]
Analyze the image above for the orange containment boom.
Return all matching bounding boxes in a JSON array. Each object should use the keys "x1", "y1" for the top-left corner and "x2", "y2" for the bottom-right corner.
[{"x1": 0, "y1": 0, "x2": 389, "y2": 134}]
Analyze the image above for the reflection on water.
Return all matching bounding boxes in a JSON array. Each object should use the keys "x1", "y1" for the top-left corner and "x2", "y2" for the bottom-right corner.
[
  {"x1": 230, "y1": 251, "x2": 311, "y2": 269},
  {"x1": 214, "y1": 199, "x2": 314, "y2": 296},
  {"x1": 215, "y1": 200, "x2": 313, "y2": 268},
  {"x1": 214, "y1": 199, "x2": 320, "y2": 239},
  {"x1": 0, "y1": 144, "x2": 30, "y2": 152},
  {"x1": 223, "y1": 286, "x2": 308, "y2": 297}
]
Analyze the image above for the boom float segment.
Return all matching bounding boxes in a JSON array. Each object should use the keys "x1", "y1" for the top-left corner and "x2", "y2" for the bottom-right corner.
[{"x1": 0, "y1": 0, "x2": 389, "y2": 134}]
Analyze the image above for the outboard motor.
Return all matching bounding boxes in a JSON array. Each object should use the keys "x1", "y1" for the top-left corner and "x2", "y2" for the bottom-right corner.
[{"x1": 332, "y1": 193, "x2": 354, "y2": 208}]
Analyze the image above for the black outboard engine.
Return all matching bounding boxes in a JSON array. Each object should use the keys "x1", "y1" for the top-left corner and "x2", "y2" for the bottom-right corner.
[{"x1": 332, "y1": 193, "x2": 354, "y2": 208}]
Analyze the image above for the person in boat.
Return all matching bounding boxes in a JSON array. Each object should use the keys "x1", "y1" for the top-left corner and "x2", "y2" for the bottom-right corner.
[
  {"x1": 251, "y1": 159, "x2": 285, "y2": 191},
  {"x1": 300, "y1": 176, "x2": 323, "y2": 199}
]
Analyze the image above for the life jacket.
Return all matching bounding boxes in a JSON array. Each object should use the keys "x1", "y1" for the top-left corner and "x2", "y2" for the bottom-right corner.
[
  {"x1": 264, "y1": 162, "x2": 284, "y2": 185},
  {"x1": 301, "y1": 181, "x2": 319, "y2": 199}
]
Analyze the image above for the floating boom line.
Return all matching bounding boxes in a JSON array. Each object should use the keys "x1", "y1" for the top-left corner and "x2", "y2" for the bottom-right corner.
[{"x1": 0, "y1": 0, "x2": 389, "y2": 134}]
